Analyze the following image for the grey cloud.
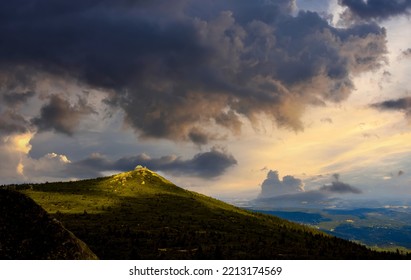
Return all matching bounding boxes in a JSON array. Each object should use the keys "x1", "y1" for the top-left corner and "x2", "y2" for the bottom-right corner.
[
  {"x1": 215, "y1": 110, "x2": 242, "y2": 135},
  {"x1": 67, "y1": 147, "x2": 237, "y2": 179},
  {"x1": 320, "y1": 173, "x2": 362, "y2": 194},
  {"x1": 339, "y1": 0, "x2": 411, "y2": 21},
  {"x1": 0, "y1": 110, "x2": 31, "y2": 135},
  {"x1": 258, "y1": 170, "x2": 304, "y2": 199},
  {"x1": 2, "y1": 91, "x2": 35, "y2": 106},
  {"x1": 320, "y1": 181, "x2": 362, "y2": 194},
  {"x1": 0, "y1": 71, "x2": 37, "y2": 135},
  {"x1": 371, "y1": 97, "x2": 411, "y2": 117},
  {"x1": 32, "y1": 95, "x2": 95, "y2": 135},
  {"x1": 320, "y1": 117, "x2": 333, "y2": 124},
  {"x1": 0, "y1": 0, "x2": 387, "y2": 143},
  {"x1": 31, "y1": 95, "x2": 95, "y2": 136},
  {"x1": 402, "y1": 48, "x2": 411, "y2": 57},
  {"x1": 63, "y1": 153, "x2": 112, "y2": 178},
  {"x1": 188, "y1": 128, "x2": 211, "y2": 146}
]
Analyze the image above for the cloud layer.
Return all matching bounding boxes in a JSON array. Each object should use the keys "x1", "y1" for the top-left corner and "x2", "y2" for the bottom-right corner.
[
  {"x1": 22, "y1": 147, "x2": 237, "y2": 180},
  {"x1": 0, "y1": 0, "x2": 387, "y2": 144}
]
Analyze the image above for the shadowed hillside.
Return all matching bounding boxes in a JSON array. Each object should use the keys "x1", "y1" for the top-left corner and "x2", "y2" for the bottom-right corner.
[
  {"x1": 3, "y1": 167, "x2": 405, "y2": 259},
  {"x1": 0, "y1": 189, "x2": 98, "y2": 260}
]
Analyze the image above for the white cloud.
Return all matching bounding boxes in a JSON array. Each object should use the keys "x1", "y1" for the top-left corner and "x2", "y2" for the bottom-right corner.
[{"x1": 258, "y1": 170, "x2": 304, "y2": 198}]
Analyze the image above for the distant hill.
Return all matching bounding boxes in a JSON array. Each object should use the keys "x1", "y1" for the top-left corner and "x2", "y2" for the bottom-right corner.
[
  {"x1": 0, "y1": 189, "x2": 97, "y2": 260},
  {"x1": 2, "y1": 168, "x2": 405, "y2": 259}
]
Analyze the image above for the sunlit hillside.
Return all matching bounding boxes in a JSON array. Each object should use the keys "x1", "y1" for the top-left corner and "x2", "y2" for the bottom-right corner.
[{"x1": 4, "y1": 167, "x2": 405, "y2": 259}]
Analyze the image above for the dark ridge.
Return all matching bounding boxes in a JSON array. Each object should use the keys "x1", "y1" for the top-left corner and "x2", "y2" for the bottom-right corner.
[{"x1": 0, "y1": 189, "x2": 98, "y2": 260}]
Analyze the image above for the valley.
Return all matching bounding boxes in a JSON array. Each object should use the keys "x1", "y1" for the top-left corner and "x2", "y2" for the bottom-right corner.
[{"x1": 250, "y1": 207, "x2": 411, "y2": 253}]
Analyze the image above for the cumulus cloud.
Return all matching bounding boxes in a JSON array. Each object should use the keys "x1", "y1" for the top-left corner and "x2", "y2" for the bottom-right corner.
[
  {"x1": 255, "y1": 171, "x2": 361, "y2": 207},
  {"x1": 258, "y1": 170, "x2": 304, "y2": 198},
  {"x1": 0, "y1": 0, "x2": 387, "y2": 143},
  {"x1": 31, "y1": 95, "x2": 95, "y2": 136},
  {"x1": 22, "y1": 152, "x2": 73, "y2": 181},
  {"x1": 339, "y1": 0, "x2": 411, "y2": 21}
]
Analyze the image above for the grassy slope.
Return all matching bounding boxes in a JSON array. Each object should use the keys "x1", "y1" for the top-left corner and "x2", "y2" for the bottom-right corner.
[{"x1": 14, "y1": 168, "x2": 402, "y2": 259}]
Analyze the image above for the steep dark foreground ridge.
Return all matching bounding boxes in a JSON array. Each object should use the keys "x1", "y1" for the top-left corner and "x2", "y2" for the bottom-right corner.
[
  {"x1": 0, "y1": 189, "x2": 98, "y2": 259},
  {"x1": 3, "y1": 168, "x2": 406, "y2": 259}
]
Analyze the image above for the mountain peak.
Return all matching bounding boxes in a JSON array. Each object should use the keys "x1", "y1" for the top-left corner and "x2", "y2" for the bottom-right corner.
[
  {"x1": 111, "y1": 166, "x2": 171, "y2": 185},
  {"x1": 106, "y1": 166, "x2": 178, "y2": 196}
]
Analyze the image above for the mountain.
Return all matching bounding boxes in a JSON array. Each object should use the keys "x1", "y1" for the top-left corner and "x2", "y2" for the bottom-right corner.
[
  {"x1": 2, "y1": 167, "x2": 405, "y2": 259},
  {"x1": 0, "y1": 189, "x2": 98, "y2": 260}
]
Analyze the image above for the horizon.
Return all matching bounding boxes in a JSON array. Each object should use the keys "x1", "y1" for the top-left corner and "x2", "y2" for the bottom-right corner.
[{"x1": 1, "y1": 0, "x2": 411, "y2": 209}]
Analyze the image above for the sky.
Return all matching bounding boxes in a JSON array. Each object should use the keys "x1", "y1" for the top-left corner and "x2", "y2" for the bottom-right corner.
[{"x1": 1, "y1": 0, "x2": 411, "y2": 207}]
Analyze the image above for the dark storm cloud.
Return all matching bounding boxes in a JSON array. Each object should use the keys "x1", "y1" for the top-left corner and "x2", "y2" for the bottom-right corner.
[
  {"x1": 31, "y1": 95, "x2": 95, "y2": 136},
  {"x1": 0, "y1": 0, "x2": 387, "y2": 143},
  {"x1": 2, "y1": 91, "x2": 35, "y2": 106},
  {"x1": 339, "y1": 0, "x2": 411, "y2": 21},
  {"x1": 0, "y1": 71, "x2": 37, "y2": 135},
  {"x1": 68, "y1": 147, "x2": 237, "y2": 178},
  {"x1": 371, "y1": 97, "x2": 411, "y2": 117},
  {"x1": 373, "y1": 97, "x2": 411, "y2": 109},
  {"x1": 0, "y1": 110, "x2": 31, "y2": 135},
  {"x1": 188, "y1": 129, "x2": 211, "y2": 146}
]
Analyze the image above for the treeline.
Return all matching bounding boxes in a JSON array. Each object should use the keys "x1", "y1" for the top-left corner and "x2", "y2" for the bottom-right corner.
[{"x1": 54, "y1": 209, "x2": 408, "y2": 260}]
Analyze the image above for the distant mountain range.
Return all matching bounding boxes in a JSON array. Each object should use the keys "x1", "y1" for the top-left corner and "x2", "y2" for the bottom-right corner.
[
  {"x1": 250, "y1": 208, "x2": 411, "y2": 252},
  {"x1": 1, "y1": 168, "x2": 408, "y2": 259}
]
